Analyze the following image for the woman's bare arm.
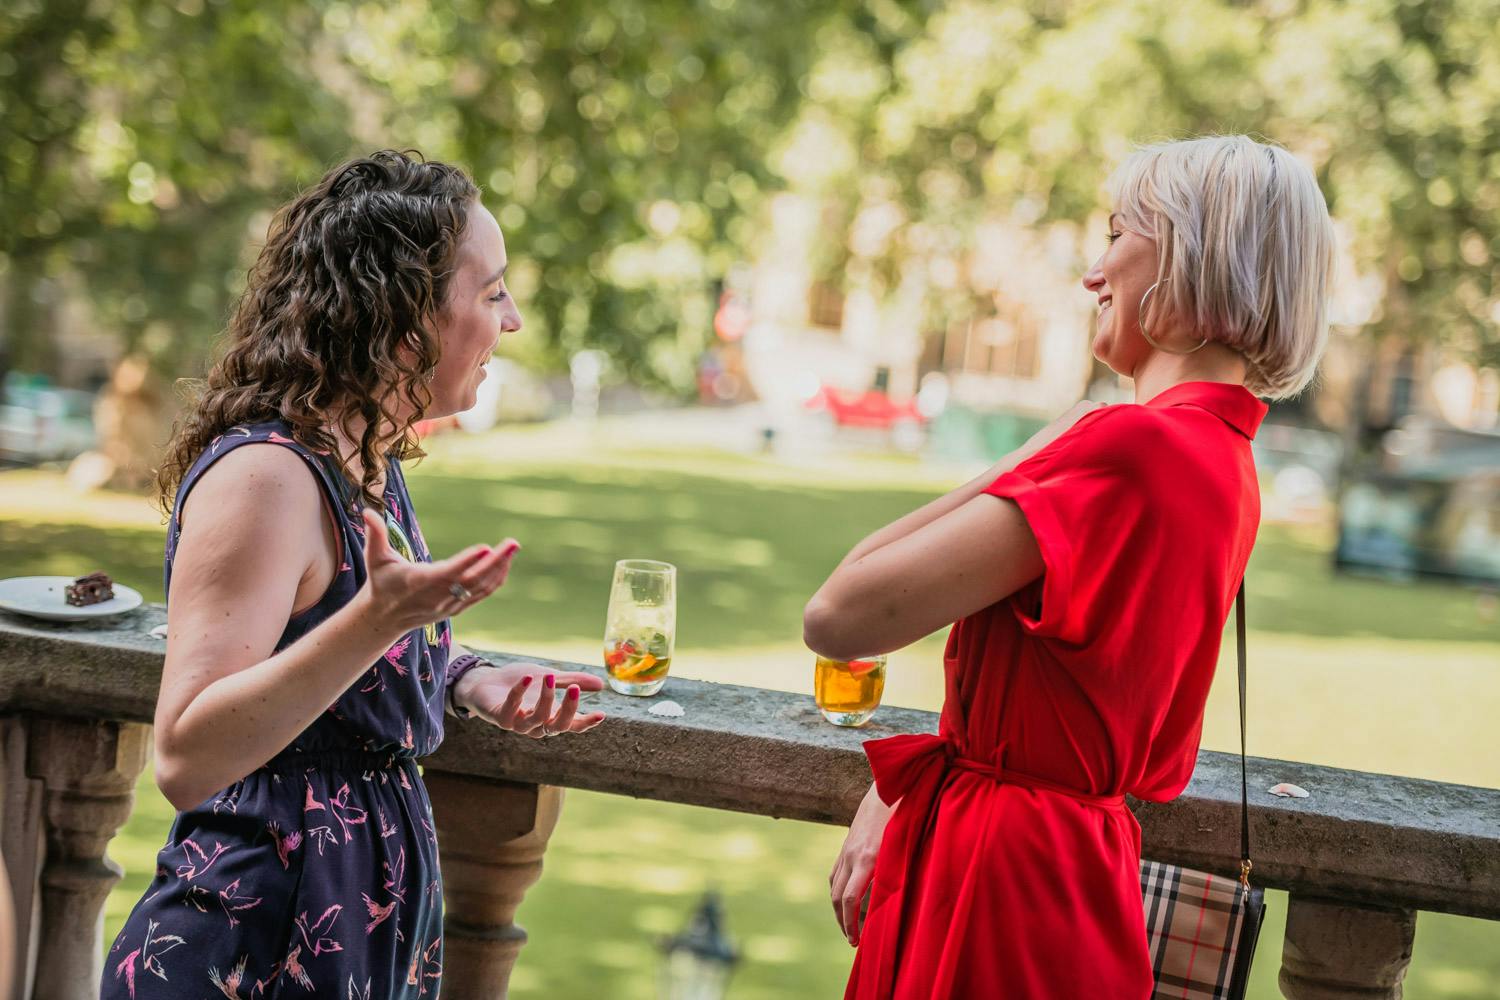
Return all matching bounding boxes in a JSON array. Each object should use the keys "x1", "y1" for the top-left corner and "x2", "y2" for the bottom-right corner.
[
  {"x1": 804, "y1": 402, "x2": 1102, "y2": 660},
  {"x1": 153, "y1": 445, "x2": 514, "y2": 810},
  {"x1": 803, "y1": 493, "x2": 1044, "y2": 661}
]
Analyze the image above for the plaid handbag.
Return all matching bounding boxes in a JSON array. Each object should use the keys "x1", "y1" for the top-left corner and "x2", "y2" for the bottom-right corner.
[{"x1": 1140, "y1": 584, "x2": 1266, "y2": 1000}]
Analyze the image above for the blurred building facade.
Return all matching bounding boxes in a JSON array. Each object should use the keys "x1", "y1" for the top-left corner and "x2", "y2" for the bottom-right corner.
[{"x1": 746, "y1": 191, "x2": 1500, "y2": 447}]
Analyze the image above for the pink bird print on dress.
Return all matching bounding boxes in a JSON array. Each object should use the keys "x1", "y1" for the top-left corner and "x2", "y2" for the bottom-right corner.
[
  {"x1": 384, "y1": 635, "x2": 412, "y2": 677},
  {"x1": 295, "y1": 904, "x2": 345, "y2": 956},
  {"x1": 207, "y1": 954, "x2": 249, "y2": 999},
  {"x1": 410, "y1": 936, "x2": 443, "y2": 996},
  {"x1": 268, "y1": 821, "x2": 303, "y2": 870},
  {"x1": 304, "y1": 781, "x2": 326, "y2": 813},
  {"x1": 217, "y1": 878, "x2": 264, "y2": 928},
  {"x1": 383, "y1": 847, "x2": 407, "y2": 902},
  {"x1": 112, "y1": 918, "x2": 186, "y2": 999},
  {"x1": 361, "y1": 892, "x2": 397, "y2": 933},
  {"x1": 400, "y1": 718, "x2": 415, "y2": 751},
  {"x1": 251, "y1": 943, "x2": 314, "y2": 995},
  {"x1": 266, "y1": 431, "x2": 297, "y2": 445},
  {"x1": 347, "y1": 976, "x2": 372, "y2": 1000},
  {"x1": 330, "y1": 783, "x2": 369, "y2": 842},
  {"x1": 176, "y1": 837, "x2": 229, "y2": 881},
  {"x1": 278, "y1": 944, "x2": 315, "y2": 991},
  {"x1": 359, "y1": 664, "x2": 387, "y2": 694},
  {"x1": 378, "y1": 808, "x2": 398, "y2": 839}
]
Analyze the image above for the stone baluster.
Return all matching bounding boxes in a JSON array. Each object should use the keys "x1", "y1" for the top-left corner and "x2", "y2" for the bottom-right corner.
[
  {"x1": 426, "y1": 771, "x2": 564, "y2": 1000},
  {"x1": 24, "y1": 716, "x2": 151, "y2": 1000},
  {"x1": 1, "y1": 717, "x2": 43, "y2": 1000},
  {"x1": 1279, "y1": 896, "x2": 1417, "y2": 1000}
]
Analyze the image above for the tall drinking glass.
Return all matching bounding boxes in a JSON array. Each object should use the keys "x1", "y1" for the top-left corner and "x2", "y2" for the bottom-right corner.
[{"x1": 603, "y1": 559, "x2": 676, "y2": 697}]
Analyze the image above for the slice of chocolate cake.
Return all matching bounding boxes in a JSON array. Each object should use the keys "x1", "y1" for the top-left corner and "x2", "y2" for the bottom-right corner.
[{"x1": 64, "y1": 572, "x2": 115, "y2": 607}]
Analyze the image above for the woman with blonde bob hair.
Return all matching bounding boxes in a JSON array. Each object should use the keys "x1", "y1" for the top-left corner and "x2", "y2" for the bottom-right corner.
[{"x1": 808, "y1": 135, "x2": 1335, "y2": 998}]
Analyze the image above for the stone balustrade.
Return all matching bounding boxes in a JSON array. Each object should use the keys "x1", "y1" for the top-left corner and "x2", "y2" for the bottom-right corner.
[{"x1": 2, "y1": 607, "x2": 1497, "y2": 999}]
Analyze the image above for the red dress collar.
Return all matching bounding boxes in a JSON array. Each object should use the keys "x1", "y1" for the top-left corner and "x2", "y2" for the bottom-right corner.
[{"x1": 1142, "y1": 381, "x2": 1269, "y2": 439}]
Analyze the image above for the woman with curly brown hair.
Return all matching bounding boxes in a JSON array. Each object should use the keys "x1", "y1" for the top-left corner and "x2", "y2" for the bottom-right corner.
[{"x1": 102, "y1": 150, "x2": 604, "y2": 1000}]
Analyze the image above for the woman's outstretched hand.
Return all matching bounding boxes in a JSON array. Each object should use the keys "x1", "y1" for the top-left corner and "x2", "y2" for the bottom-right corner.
[
  {"x1": 456, "y1": 663, "x2": 607, "y2": 738},
  {"x1": 357, "y1": 508, "x2": 520, "y2": 635},
  {"x1": 830, "y1": 783, "x2": 896, "y2": 947}
]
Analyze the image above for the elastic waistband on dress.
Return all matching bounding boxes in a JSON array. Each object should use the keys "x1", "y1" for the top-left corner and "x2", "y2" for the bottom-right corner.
[
  {"x1": 260, "y1": 749, "x2": 417, "y2": 775},
  {"x1": 948, "y1": 754, "x2": 1127, "y2": 810}
]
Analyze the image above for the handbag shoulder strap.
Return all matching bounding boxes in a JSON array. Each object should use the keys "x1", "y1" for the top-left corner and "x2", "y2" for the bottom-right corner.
[{"x1": 1237, "y1": 581, "x2": 1252, "y2": 892}]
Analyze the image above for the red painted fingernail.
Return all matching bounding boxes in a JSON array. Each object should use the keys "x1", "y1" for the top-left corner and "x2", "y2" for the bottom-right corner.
[
  {"x1": 567, "y1": 686, "x2": 580, "y2": 700},
  {"x1": 544, "y1": 674, "x2": 555, "y2": 689},
  {"x1": 521, "y1": 675, "x2": 533, "y2": 687}
]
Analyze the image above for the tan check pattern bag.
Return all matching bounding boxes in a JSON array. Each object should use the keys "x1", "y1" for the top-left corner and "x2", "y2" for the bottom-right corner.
[{"x1": 1139, "y1": 584, "x2": 1266, "y2": 1000}]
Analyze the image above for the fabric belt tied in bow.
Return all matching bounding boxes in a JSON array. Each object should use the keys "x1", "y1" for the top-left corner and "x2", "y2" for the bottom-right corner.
[{"x1": 850, "y1": 733, "x2": 1126, "y2": 998}]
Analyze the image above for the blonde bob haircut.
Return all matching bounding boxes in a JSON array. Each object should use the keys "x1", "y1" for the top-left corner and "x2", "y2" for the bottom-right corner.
[{"x1": 1109, "y1": 135, "x2": 1336, "y2": 399}]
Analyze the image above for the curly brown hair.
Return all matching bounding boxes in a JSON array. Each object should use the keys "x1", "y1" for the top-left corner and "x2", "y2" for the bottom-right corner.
[{"x1": 156, "y1": 149, "x2": 480, "y2": 513}]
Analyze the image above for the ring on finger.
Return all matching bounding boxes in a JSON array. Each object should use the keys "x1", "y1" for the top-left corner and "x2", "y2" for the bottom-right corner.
[{"x1": 449, "y1": 582, "x2": 473, "y2": 602}]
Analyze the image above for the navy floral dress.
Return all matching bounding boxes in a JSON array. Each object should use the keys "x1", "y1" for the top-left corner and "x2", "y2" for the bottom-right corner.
[{"x1": 104, "y1": 422, "x2": 453, "y2": 999}]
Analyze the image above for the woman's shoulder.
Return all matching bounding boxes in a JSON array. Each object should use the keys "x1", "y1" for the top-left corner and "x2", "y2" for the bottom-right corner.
[
  {"x1": 1035, "y1": 403, "x2": 1179, "y2": 473},
  {"x1": 183, "y1": 436, "x2": 325, "y2": 514},
  {"x1": 173, "y1": 421, "x2": 337, "y2": 528}
]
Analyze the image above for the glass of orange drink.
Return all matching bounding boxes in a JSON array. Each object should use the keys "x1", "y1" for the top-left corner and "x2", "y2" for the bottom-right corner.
[{"x1": 813, "y1": 654, "x2": 887, "y2": 727}]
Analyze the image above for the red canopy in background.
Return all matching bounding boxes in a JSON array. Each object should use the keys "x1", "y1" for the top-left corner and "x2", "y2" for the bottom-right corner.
[{"x1": 807, "y1": 386, "x2": 925, "y2": 429}]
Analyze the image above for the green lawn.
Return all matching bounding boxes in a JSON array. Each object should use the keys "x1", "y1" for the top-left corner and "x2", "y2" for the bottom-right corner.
[{"x1": 3, "y1": 420, "x2": 1497, "y2": 999}]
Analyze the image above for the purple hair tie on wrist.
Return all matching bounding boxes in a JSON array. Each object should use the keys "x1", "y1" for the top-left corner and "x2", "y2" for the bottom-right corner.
[{"x1": 445, "y1": 653, "x2": 489, "y2": 719}]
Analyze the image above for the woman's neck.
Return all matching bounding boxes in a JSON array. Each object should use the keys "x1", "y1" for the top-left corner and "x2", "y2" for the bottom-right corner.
[{"x1": 1130, "y1": 340, "x2": 1249, "y2": 404}]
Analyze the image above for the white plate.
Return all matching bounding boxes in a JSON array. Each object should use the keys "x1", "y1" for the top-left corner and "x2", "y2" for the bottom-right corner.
[{"x1": 0, "y1": 576, "x2": 144, "y2": 622}]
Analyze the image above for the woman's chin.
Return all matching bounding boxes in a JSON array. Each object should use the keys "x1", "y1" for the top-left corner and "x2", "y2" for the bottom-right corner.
[
  {"x1": 420, "y1": 393, "x2": 460, "y2": 422},
  {"x1": 1090, "y1": 333, "x2": 1134, "y2": 381},
  {"x1": 1089, "y1": 330, "x2": 1113, "y2": 365}
]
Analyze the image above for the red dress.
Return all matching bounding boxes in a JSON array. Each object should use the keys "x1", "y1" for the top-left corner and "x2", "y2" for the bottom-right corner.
[{"x1": 846, "y1": 382, "x2": 1269, "y2": 999}]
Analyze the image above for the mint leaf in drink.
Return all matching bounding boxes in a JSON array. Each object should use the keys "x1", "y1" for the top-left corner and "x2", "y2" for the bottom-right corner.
[{"x1": 648, "y1": 631, "x2": 670, "y2": 657}]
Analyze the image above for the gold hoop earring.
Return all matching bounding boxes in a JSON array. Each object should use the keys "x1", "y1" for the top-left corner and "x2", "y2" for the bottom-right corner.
[{"x1": 1138, "y1": 281, "x2": 1208, "y2": 355}]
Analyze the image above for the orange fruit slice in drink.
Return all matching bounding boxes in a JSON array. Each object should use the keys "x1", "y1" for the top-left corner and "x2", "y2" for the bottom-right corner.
[
  {"x1": 847, "y1": 659, "x2": 880, "y2": 676},
  {"x1": 614, "y1": 653, "x2": 658, "y2": 680}
]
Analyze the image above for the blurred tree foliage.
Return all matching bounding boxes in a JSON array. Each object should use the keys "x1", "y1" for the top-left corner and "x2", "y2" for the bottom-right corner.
[
  {"x1": 1, "y1": 0, "x2": 1496, "y2": 393},
  {"x1": 0, "y1": 0, "x2": 844, "y2": 393},
  {"x1": 779, "y1": 0, "x2": 1500, "y2": 367}
]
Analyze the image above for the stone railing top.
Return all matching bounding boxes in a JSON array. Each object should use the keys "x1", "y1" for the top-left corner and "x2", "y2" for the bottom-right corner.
[{"x1": 2, "y1": 607, "x2": 1498, "y2": 920}]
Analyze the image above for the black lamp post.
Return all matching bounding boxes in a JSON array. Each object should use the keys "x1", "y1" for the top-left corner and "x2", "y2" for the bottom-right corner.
[{"x1": 659, "y1": 891, "x2": 740, "y2": 1000}]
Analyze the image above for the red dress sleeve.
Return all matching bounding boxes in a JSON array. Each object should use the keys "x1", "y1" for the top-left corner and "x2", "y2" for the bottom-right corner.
[{"x1": 983, "y1": 408, "x2": 1164, "y2": 646}]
